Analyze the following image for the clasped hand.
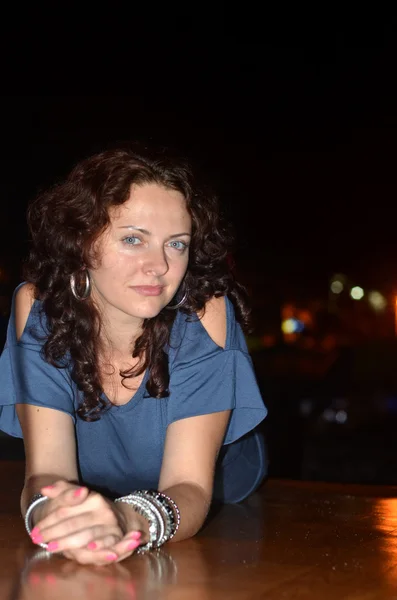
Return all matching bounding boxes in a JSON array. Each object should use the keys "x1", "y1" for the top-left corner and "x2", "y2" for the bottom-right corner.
[{"x1": 30, "y1": 481, "x2": 143, "y2": 565}]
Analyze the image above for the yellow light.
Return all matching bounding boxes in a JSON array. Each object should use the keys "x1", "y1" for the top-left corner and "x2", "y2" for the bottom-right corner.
[
  {"x1": 282, "y1": 319, "x2": 296, "y2": 334},
  {"x1": 395, "y1": 296, "x2": 397, "y2": 337},
  {"x1": 372, "y1": 499, "x2": 397, "y2": 587},
  {"x1": 368, "y1": 291, "x2": 387, "y2": 311},
  {"x1": 350, "y1": 286, "x2": 364, "y2": 300},
  {"x1": 330, "y1": 280, "x2": 343, "y2": 294}
]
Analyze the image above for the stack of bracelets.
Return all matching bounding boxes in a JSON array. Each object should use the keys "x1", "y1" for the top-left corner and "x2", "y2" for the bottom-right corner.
[
  {"x1": 25, "y1": 489, "x2": 181, "y2": 554},
  {"x1": 115, "y1": 490, "x2": 181, "y2": 553}
]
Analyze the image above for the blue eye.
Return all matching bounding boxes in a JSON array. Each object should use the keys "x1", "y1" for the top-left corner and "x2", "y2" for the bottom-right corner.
[
  {"x1": 122, "y1": 236, "x2": 141, "y2": 245},
  {"x1": 168, "y1": 240, "x2": 188, "y2": 251}
]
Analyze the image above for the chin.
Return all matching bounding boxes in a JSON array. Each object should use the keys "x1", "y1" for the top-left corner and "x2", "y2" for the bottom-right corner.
[
  {"x1": 132, "y1": 303, "x2": 167, "y2": 320},
  {"x1": 139, "y1": 309, "x2": 164, "y2": 319}
]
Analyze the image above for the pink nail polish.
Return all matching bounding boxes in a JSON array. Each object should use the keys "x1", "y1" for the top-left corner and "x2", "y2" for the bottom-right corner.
[
  {"x1": 105, "y1": 553, "x2": 118, "y2": 561},
  {"x1": 30, "y1": 527, "x2": 40, "y2": 538},
  {"x1": 31, "y1": 533, "x2": 44, "y2": 544},
  {"x1": 47, "y1": 541, "x2": 59, "y2": 552},
  {"x1": 129, "y1": 531, "x2": 141, "y2": 540},
  {"x1": 87, "y1": 541, "x2": 97, "y2": 550},
  {"x1": 127, "y1": 540, "x2": 140, "y2": 551},
  {"x1": 73, "y1": 487, "x2": 85, "y2": 497},
  {"x1": 42, "y1": 484, "x2": 55, "y2": 490}
]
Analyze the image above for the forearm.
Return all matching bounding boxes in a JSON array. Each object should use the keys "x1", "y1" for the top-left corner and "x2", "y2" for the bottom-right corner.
[{"x1": 161, "y1": 482, "x2": 211, "y2": 542}]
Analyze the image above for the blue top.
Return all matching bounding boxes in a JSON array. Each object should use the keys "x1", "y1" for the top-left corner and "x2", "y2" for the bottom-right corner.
[{"x1": 0, "y1": 285, "x2": 267, "y2": 503}]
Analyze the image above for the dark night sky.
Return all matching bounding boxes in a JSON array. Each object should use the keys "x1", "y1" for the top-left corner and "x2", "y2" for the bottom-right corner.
[{"x1": 1, "y1": 25, "x2": 397, "y2": 298}]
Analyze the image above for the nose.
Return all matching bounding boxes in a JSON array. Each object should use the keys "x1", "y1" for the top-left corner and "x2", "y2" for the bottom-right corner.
[{"x1": 143, "y1": 246, "x2": 169, "y2": 277}]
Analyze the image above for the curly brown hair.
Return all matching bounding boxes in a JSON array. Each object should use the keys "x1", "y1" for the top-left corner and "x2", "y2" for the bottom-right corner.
[{"x1": 25, "y1": 147, "x2": 250, "y2": 421}]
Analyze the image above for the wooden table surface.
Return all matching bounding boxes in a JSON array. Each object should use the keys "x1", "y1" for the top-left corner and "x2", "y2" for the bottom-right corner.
[{"x1": 1, "y1": 461, "x2": 397, "y2": 599}]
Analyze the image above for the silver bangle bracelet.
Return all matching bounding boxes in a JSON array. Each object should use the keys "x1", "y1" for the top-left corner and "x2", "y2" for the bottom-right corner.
[
  {"x1": 115, "y1": 495, "x2": 161, "y2": 553},
  {"x1": 115, "y1": 490, "x2": 181, "y2": 552},
  {"x1": 135, "y1": 490, "x2": 180, "y2": 541},
  {"x1": 24, "y1": 494, "x2": 49, "y2": 549},
  {"x1": 156, "y1": 492, "x2": 181, "y2": 540},
  {"x1": 134, "y1": 491, "x2": 174, "y2": 543},
  {"x1": 115, "y1": 490, "x2": 181, "y2": 554},
  {"x1": 131, "y1": 496, "x2": 165, "y2": 551}
]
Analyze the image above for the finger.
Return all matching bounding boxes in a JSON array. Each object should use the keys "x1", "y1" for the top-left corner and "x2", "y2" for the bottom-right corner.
[
  {"x1": 34, "y1": 511, "x2": 95, "y2": 545},
  {"x1": 108, "y1": 533, "x2": 142, "y2": 558},
  {"x1": 59, "y1": 547, "x2": 122, "y2": 566},
  {"x1": 32, "y1": 490, "x2": 94, "y2": 535},
  {"x1": 54, "y1": 532, "x2": 141, "y2": 566},
  {"x1": 67, "y1": 486, "x2": 89, "y2": 502},
  {"x1": 58, "y1": 543, "x2": 137, "y2": 566},
  {"x1": 40, "y1": 480, "x2": 71, "y2": 497},
  {"x1": 41, "y1": 483, "x2": 88, "y2": 504},
  {"x1": 86, "y1": 531, "x2": 142, "y2": 553},
  {"x1": 44, "y1": 525, "x2": 124, "y2": 554}
]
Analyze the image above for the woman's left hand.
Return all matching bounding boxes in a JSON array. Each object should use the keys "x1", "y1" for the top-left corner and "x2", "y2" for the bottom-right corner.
[{"x1": 31, "y1": 481, "x2": 143, "y2": 565}]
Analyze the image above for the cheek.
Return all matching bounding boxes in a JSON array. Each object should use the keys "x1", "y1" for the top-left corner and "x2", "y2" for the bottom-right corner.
[
  {"x1": 99, "y1": 250, "x2": 135, "y2": 272},
  {"x1": 174, "y1": 256, "x2": 189, "y2": 278}
]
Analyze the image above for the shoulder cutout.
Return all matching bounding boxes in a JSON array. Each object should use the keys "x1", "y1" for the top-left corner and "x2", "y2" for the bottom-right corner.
[
  {"x1": 15, "y1": 283, "x2": 36, "y2": 341},
  {"x1": 199, "y1": 296, "x2": 227, "y2": 349}
]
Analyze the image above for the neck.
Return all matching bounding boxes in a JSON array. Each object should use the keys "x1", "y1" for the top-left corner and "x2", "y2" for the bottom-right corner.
[
  {"x1": 102, "y1": 321, "x2": 143, "y2": 360},
  {"x1": 94, "y1": 302, "x2": 144, "y2": 361}
]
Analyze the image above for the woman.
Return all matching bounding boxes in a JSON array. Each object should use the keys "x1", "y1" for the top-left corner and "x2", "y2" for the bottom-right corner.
[{"x1": 0, "y1": 148, "x2": 267, "y2": 565}]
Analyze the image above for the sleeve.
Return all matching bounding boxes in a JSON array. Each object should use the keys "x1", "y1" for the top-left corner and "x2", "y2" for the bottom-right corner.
[
  {"x1": 0, "y1": 321, "x2": 76, "y2": 439},
  {"x1": 166, "y1": 348, "x2": 267, "y2": 445}
]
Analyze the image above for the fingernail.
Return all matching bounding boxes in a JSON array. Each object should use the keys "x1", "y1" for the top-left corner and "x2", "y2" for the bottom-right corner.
[
  {"x1": 87, "y1": 541, "x2": 97, "y2": 550},
  {"x1": 47, "y1": 541, "x2": 59, "y2": 552},
  {"x1": 73, "y1": 487, "x2": 85, "y2": 497},
  {"x1": 129, "y1": 531, "x2": 141, "y2": 540},
  {"x1": 42, "y1": 484, "x2": 55, "y2": 490},
  {"x1": 31, "y1": 533, "x2": 44, "y2": 544},
  {"x1": 30, "y1": 527, "x2": 40, "y2": 538},
  {"x1": 127, "y1": 540, "x2": 140, "y2": 551},
  {"x1": 105, "y1": 553, "x2": 118, "y2": 561}
]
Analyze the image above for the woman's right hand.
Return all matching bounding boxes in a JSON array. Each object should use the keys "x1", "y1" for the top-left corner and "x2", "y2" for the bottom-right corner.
[{"x1": 29, "y1": 481, "x2": 142, "y2": 565}]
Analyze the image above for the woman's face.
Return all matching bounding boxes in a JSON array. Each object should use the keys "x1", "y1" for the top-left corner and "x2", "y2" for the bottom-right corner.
[{"x1": 88, "y1": 183, "x2": 191, "y2": 324}]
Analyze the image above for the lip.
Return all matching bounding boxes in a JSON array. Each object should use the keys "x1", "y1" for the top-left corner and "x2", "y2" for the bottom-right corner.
[{"x1": 130, "y1": 286, "x2": 164, "y2": 297}]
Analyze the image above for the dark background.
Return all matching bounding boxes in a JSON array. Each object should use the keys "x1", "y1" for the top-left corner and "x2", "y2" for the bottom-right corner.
[
  {"x1": 2, "y1": 22, "x2": 397, "y2": 287},
  {"x1": 1, "y1": 19, "x2": 397, "y2": 482},
  {"x1": 1, "y1": 28, "x2": 397, "y2": 286}
]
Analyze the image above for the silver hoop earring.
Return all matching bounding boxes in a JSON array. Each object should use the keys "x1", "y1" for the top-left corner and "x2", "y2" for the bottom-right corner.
[
  {"x1": 166, "y1": 288, "x2": 188, "y2": 310},
  {"x1": 70, "y1": 270, "x2": 91, "y2": 301}
]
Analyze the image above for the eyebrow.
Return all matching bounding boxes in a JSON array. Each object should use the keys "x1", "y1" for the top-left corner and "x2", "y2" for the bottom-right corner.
[{"x1": 118, "y1": 226, "x2": 191, "y2": 238}]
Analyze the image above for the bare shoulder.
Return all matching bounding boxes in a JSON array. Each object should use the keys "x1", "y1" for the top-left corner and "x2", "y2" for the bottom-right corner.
[
  {"x1": 199, "y1": 296, "x2": 227, "y2": 349},
  {"x1": 15, "y1": 283, "x2": 36, "y2": 341}
]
